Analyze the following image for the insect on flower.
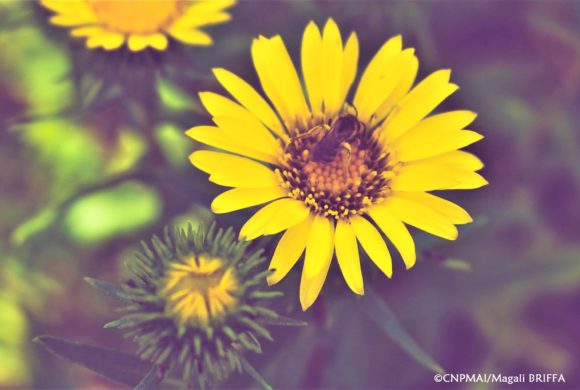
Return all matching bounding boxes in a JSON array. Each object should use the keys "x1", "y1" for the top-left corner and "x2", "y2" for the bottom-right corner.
[
  {"x1": 188, "y1": 19, "x2": 487, "y2": 310},
  {"x1": 291, "y1": 106, "x2": 366, "y2": 179}
]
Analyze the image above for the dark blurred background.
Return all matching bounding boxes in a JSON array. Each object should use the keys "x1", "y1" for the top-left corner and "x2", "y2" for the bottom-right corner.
[{"x1": 1, "y1": 1, "x2": 579, "y2": 388}]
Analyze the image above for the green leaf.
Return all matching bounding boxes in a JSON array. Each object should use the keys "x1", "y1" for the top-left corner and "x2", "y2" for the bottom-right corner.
[
  {"x1": 156, "y1": 123, "x2": 194, "y2": 167},
  {"x1": 441, "y1": 258, "x2": 472, "y2": 272},
  {"x1": 256, "y1": 315, "x2": 307, "y2": 327},
  {"x1": 10, "y1": 207, "x2": 57, "y2": 245},
  {"x1": 361, "y1": 287, "x2": 445, "y2": 374},
  {"x1": 157, "y1": 80, "x2": 196, "y2": 112},
  {"x1": 84, "y1": 277, "x2": 131, "y2": 303},
  {"x1": 238, "y1": 354, "x2": 272, "y2": 390},
  {"x1": 134, "y1": 366, "x2": 164, "y2": 390},
  {"x1": 34, "y1": 336, "x2": 152, "y2": 387},
  {"x1": 64, "y1": 182, "x2": 162, "y2": 244}
]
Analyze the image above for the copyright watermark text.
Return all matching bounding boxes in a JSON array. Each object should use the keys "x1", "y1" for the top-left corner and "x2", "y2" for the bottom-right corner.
[{"x1": 433, "y1": 373, "x2": 566, "y2": 385}]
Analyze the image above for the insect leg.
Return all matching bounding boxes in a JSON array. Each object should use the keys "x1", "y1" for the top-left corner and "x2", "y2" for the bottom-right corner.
[
  {"x1": 340, "y1": 142, "x2": 352, "y2": 180},
  {"x1": 292, "y1": 124, "x2": 329, "y2": 141},
  {"x1": 345, "y1": 103, "x2": 359, "y2": 117}
]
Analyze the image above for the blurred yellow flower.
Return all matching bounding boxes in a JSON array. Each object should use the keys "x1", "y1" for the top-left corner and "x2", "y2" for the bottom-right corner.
[
  {"x1": 188, "y1": 19, "x2": 487, "y2": 310},
  {"x1": 39, "y1": 0, "x2": 236, "y2": 51}
]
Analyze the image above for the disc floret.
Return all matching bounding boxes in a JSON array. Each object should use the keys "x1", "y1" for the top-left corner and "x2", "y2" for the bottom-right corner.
[{"x1": 278, "y1": 112, "x2": 395, "y2": 220}]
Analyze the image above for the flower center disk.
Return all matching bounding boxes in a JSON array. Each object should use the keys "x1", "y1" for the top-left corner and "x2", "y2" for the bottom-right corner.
[
  {"x1": 161, "y1": 255, "x2": 238, "y2": 327},
  {"x1": 279, "y1": 117, "x2": 393, "y2": 219},
  {"x1": 88, "y1": 0, "x2": 182, "y2": 34}
]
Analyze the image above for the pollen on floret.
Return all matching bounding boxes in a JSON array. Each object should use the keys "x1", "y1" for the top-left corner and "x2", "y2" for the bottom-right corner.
[{"x1": 278, "y1": 112, "x2": 394, "y2": 220}]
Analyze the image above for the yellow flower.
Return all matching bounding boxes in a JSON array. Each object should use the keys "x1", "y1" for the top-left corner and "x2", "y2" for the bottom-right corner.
[
  {"x1": 188, "y1": 19, "x2": 487, "y2": 310},
  {"x1": 39, "y1": 0, "x2": 236, "y2": 51}
]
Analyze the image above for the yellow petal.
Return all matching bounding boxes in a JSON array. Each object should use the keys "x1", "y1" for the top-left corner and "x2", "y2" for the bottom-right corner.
[
  {"x1": 301, "y1": 21, "x2": 324, "y2": 116},
  {"x1": 146, "y1": 33, "x2": 168, "y2": 51},
  {"x1": 368, "y1": 205, "x2": 416, "y2": 269},
  {"x1": 358, "y1": 49, "x2": 415, "y2": 123},
  {"x1": 211, "y1": 115, "x2": 280, "y2": 157},
  {"x1": 167, "y1": 27, "x2": 213, "y2": 45},
  {"x1": 337, "y1": 32, "x2": 359, "y2": 112},
  {"x1": 268, "y1": 216, "x2": 313, "y2": 285},
  {"x1": 393, "y1": 163, "x2": 488, "y2": 191},
  {"x1": 394, "y1": 109, "x2": 476, "y2": 143},
  {"x1": 382, "y1": 196, "x2": 458, "y2": 240},
  {"x1": 49, "y1": 14, "x2": 96, "y2": 26},
  {"x1": 252, "y1": 35, "x2": 309, "y2": 124},
  {"x1": 239, "y1": 199, "x2": 310, "y2": 240},
  {"x1": 251, "y1": 38, "x2": 289, "y2": 120},
  {"x1": 335, "y1": 220, "x2": 364, "y2": 295},
  {"x1": 211, "y1": 186, "x2": 288, "y2": 214},
  {"x1": 321, "y1": 18, "x2": 343, "y2": 116},
  {"x1": 199, "y1": 92, "x2": 282, "y2": 142},
  {"x1": 84, "y1": 34, "x2": 102, "y2": 49},
  {"x1": 300, "y1": 218, "x2": 334, "y2": 310},
  {"x1": 393, "y1": 110, "x2": 478, "y2": 159},
  {"x1": 415, "y1": 151, "x2": 484, "y2": 171},
  {"x1": 394, "y1": 129, "x2": 483, "y2": 162},
  {"x1": 189, "y1": 151, "x2": 278, "y2": 188},
  {"x1": 199, "y1": 92, "x2": 248, "y2": 118},
  {"x1": 350, "y1": 216, "x2": 392, "y2": 278},
  {"x1": 195, "y1": 95, "x2": 283, "y2": 158},
  {"x1": 41, "y1": 0, "x2": 94, "y2": 16},
  {"x1": 70, "y1": 26, "x2": 106, "y2": 37},
  {"x1": 186, "y1": 125, "x2": 277, "y2": 164},
  {"x1": 86, "y1": 32, "x2": 123, "y2": 50},
  {"x1": 395, "y1": 192, "x2": 472, "y2": 224},
  {"x1": 381, "y1": 69, "x2": 458, "y2": 141},
  {"x1": 303, "y1": 216, "x2": 335, "y2": 278},
  {"x1": 181, "y1": 0, "x2": 236, "y2": 16},
  {"x1": 353, "y1": 35, "x2": 402, "y2": 116},
  {"x1": 101, "y1": 33, "x2": 125, "y2": 51},
  {"x1": 268, "y1": 35, "x2": 310, "y2": 120},
  {"x1": 299, "y1": 255, "x2": 332, "y2": 310},
  {"x1": 85, "y1": 36, "x2": 102, "y2": 49},
  {"x1": 375, "y1": 53, "x2": 419, "y2": 121},
  {"x1": 409, "y1": 110, "x2": 477, "y2": 134},
  {"x1": 212, "y1": 68, "x2": 286, "y2": 139},
  {"x1": 127, "y1": 34, "x2": 149, "y2": 52},
  {"x1": 239, "y1": 201, "x2": 286, "y2": 240},
  {"x1": 261, "y1": 200, "x2": 311, "y2": 236}
]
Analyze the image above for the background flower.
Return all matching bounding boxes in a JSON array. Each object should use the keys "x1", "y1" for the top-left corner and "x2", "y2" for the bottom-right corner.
[
  {"x1": 188, "y1": 19, "x2": 486, "y2": 310},
  {"x1": 39, "y1": 0, "x2": 236, "y2": 51}
]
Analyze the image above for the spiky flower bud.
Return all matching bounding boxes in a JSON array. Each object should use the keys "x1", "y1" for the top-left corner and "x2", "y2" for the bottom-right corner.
[{"x1": 107, "y1": 223, "x2": 286, "y2": 389}]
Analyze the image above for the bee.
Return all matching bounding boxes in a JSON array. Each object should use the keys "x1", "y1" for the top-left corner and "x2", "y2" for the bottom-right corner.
[
  {"x1": 310, "y1": 114, "x2": 364, "y2": 163},
  {"x1": 292, "y1": 109, "x2": 365, "y2": 178}
]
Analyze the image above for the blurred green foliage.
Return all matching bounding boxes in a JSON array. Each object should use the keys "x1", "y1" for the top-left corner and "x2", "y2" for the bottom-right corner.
[
  {"x1": 0, "y1": 296, "x2": 29, "y2": 385},
  {"x1": 64, "y1": 182, "x2": 161, "y2": 244}
]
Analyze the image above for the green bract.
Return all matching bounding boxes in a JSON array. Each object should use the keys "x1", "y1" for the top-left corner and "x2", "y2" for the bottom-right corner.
[{"x1": 105, "y1": 223, "x2": 287, "y2": 389}]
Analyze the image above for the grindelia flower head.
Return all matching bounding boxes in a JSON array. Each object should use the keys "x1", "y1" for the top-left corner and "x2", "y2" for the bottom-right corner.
[
  {"x1": 108, "y1": 223, "x2": 283, "y2": 388},
  {"x1": 39, "y1": 0, "x2": 236, "y2": 51},
  {"x1": 187, "y1": 19, "x2": 487, "y2": 310}
]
